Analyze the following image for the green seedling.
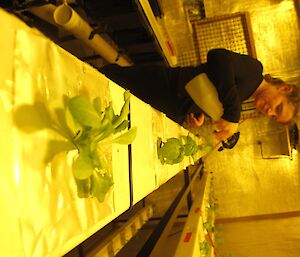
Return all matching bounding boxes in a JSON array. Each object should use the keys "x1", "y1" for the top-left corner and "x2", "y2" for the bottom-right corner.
[
  {"x1": 157, "y1": 135, "x2": 202, "y2": 165},
  {"x1": 14, "y1": 90, "x2": 136, "y2": 203}
]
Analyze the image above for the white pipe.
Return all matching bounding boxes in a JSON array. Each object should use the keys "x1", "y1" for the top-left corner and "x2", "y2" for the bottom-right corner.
[
  {"x1": 53, "y1": 4, "x2": 131, "y2": 66},
  {"x1": 29, "y1": 4, "x2": 57, "y2": 25}
]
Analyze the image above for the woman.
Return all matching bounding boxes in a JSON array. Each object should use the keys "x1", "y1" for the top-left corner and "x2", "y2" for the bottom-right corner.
[
  {"x1": 100, "y1": 48, "x2": 299, "y2": 141},
  {"x1": 253, "y1": 74, "x2": 298, "y2": 123}
]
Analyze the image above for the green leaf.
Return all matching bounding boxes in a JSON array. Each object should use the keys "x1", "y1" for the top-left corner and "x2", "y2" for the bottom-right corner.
[
  {"x1": 169, "y1": 151, "x2": 185, "y2": 164},
  {"x1": 112, "y1": 91, "x2": 131, "y2": 128},
  {"x1": 93, "y1": 97, "x2": 104, "y2": 116},
  {"x1": 68, "y1": 95, "x2": 101, "y2": 128},
  {"x1": 89, "y1": 149, "x2": 101, "y2": 169},
  {"x1": 90, "y1": 171, "x2": 114, "y2": 202},
  {"x1": 72, "y1": 151, "x2": 94, "y2": 180},
  {"x1": 203, "y1": 221, "x2": 214, "y2": 232},
  {"x1": 189, "y1": 143, "x2": 199, "y2": 157},
  {"x1": 181, "y1": 135, "x2": 199, "y2": 156},
  {"x1": 158, "y1": 138, "x2": 183, "y2": 161},
  {"x1": 103, "y1": 102, "x2": 116, "y2": 123},
  {"x1": 65, "y1": 107, "x2": 83, "y2": 140},
  {"x1": 200, "y1": 241, "x2": 210, "y2": 255},
  {"x1": 114, "y1": 120, "x2": 129, "y2": 134},
  {"x1": 183, "y1": 142, "x2": 195, "y2": 156},
  {"x1": 94, "y1": 120, "x2": 115, "y2": 142},
  {"x1": 112, "y1": 126, "x2": 137, "y2": 144},
  {"x1": 74, "y1": 177, "x2": 91, "y2": 198},
  {"x1": 52, "y1": 107, "x2": 74, "y2": 138}
]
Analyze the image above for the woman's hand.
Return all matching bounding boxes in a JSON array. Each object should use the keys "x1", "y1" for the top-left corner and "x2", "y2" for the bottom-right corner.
[
  {"x1": 185, "y1": 113, "x2": 205, "y2": 127},
  {"x1": 214, "y1": 119, "x2": 238, "y2": 141}
]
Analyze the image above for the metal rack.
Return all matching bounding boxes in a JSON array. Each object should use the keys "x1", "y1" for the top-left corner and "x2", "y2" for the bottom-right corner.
[{"x1": 177, "y1": 12, "x2": 257, "y2": 67}]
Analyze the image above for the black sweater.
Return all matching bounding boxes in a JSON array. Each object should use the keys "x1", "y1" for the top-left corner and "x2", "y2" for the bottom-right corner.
[{"x1": 100, "y1": 48, "x2": 264, "y2": 124}]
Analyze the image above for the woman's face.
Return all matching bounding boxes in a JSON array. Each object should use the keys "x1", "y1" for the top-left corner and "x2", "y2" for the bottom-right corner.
[{"x1": 254, "y1": 85, "x2": 295, "y2": 123}]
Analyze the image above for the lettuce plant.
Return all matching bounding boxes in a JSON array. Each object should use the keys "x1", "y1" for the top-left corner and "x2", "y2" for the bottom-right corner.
[
  {"x1": 14, "y1": 91, "x2": 136, "y2": 202},
  {"x1": 157, "y1": 135, "x2": 202, "y2": 164}
]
